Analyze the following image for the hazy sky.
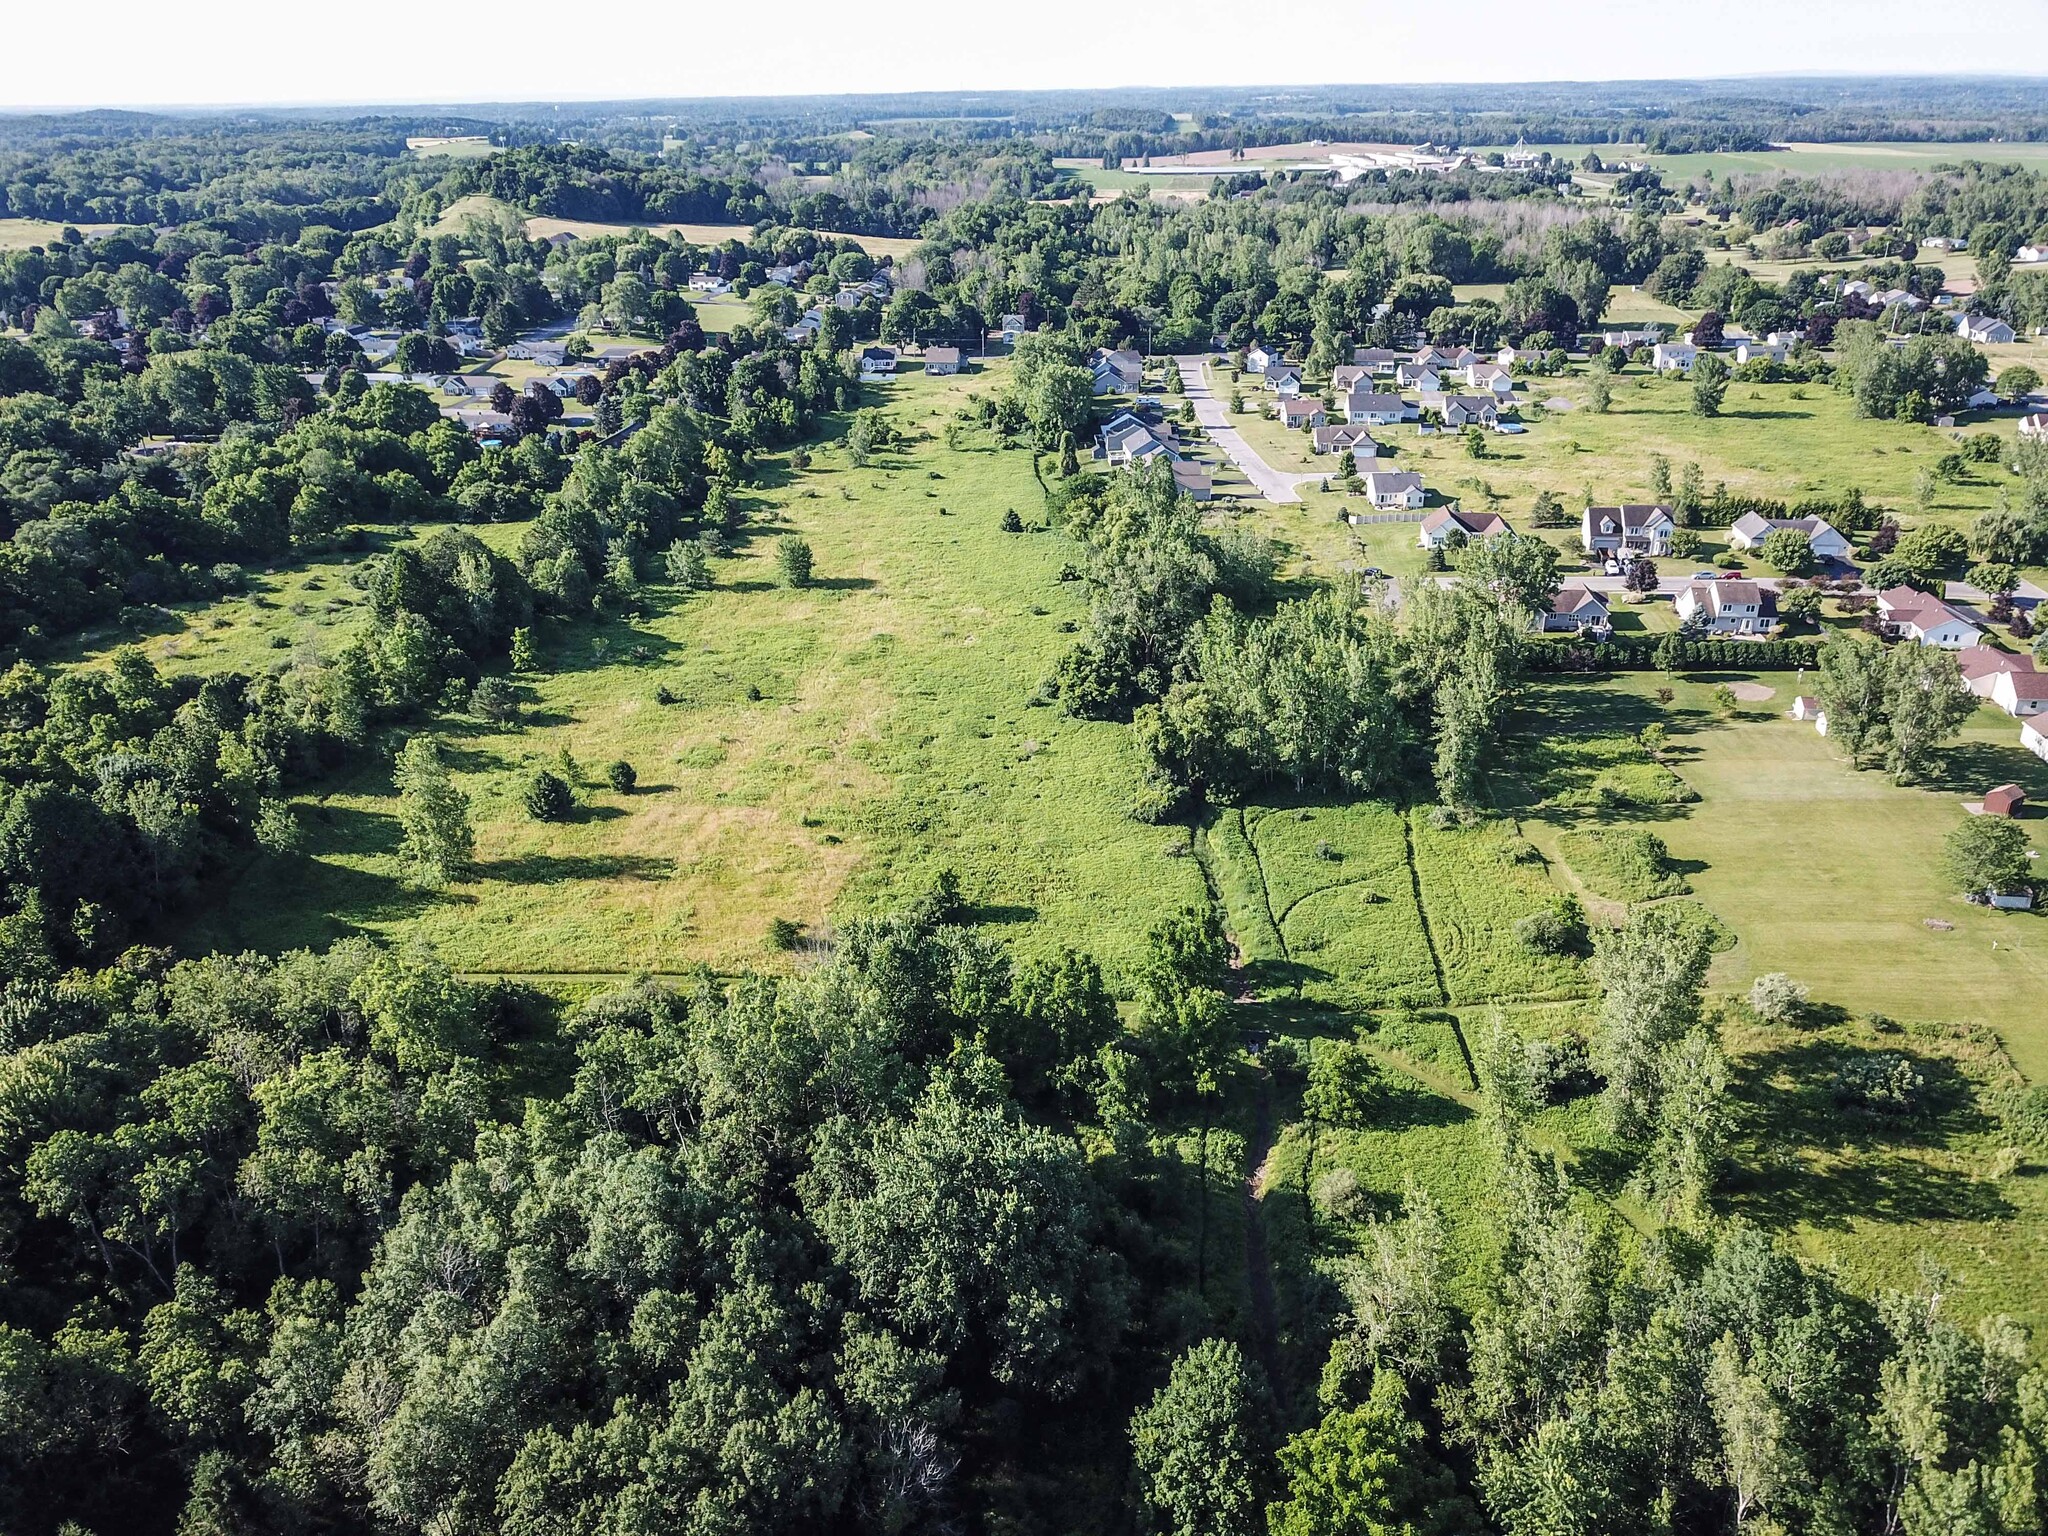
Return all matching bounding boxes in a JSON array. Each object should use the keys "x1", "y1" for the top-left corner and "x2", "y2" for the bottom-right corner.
[{"x1": 4, "y1": 0, "x2": 2045, "y2": 109}]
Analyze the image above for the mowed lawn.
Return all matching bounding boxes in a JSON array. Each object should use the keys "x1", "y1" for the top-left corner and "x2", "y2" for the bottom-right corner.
[
  {"x1": 1532, "y1": 675, "x2": 2048, "y2": 1080},
  {"x1": 176, "y1": 367, "x2": 1204, "y2": 981}
]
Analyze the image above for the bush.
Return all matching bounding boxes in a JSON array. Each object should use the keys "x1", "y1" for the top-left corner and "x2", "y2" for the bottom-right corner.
[
  {"x1": 1514, "y1": 895, "x2": 1587, "y2": 954},
  {"x1": 1749, "y1": 972, "x2": 1809, "y2": 1024},
  {"x1": 469, "y1": 675, "x2": 521, "y2": 725},
  {"x1": 1527, "y1": 1033, "x2": 1599, "y2": 1104},
  {"x1": 605, "y1": 760, "x2": 637, "y2": 793},
  {"x1": 776, "y1": 536, "x2": 814, "y2": 588},
  {"x1": 523, "y1": 769, "x2": 574, "y2": 821},
  {"x1": 1001, "y1": 509, "x2": 1024, "y2": 533},
  {"x1": 767, "y1": 916, "x2": 802, "y2": 950},
  {"x1": 1301, "y1": 1039, "x2": 1384, "y2": 1128},
  {"x1": 1833, "y1": 1051, "x2": 1926, "y2": 1117}
]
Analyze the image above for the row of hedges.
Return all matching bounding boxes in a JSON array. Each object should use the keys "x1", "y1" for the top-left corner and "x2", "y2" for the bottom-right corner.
[{"x1": 1529, "y1": 637, "x2": 1824, "y2": 672}]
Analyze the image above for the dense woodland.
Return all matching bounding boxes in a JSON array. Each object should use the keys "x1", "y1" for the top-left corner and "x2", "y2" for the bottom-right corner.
[{"x1": 7, "y1": 91, "x2": 2048, "y2": 1535}]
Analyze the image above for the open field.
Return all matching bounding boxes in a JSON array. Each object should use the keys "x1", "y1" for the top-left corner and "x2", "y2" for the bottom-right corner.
[
  {"x1": 433, "y1": 193, "x2": 922, "y2": 259},
  {"x1": 1561, "y1": 139, "x2": 2048, "y2": 180},
  {"x1": 142, "y1": 369, "x2": 1201, "y2": 981},
  {"x1": 0, "y1": 217, "x2": 124, "y2": 249}
]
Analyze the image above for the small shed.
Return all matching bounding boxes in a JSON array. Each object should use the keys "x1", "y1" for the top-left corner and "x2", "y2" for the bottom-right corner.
[
  {"x1": 1985, "y1": 783, "x2": 2027, "y2": 818},
  {"x1": 1789, "y1": 696, "x2": 1821, "y2": 720}
]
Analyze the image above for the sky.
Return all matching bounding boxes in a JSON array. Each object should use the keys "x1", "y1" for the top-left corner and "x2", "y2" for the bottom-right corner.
[{"x1": 3, "y1": 0, "x2": 2045, "y2": 110}]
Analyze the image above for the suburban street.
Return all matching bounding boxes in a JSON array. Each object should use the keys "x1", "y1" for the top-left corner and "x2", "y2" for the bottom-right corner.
[{"x1": 1175, "y1": 354, "x2": 1317, "y2": 503}]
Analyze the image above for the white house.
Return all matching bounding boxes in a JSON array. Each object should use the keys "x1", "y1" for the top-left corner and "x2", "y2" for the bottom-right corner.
[
  {"x1": 1097, "y1": 412, "x2": 1180, "y2": 466},
  {"x1": 1651, "y1": 342, "x2": 1698, "y2": 373},
  {"x1": 1992, "y1": 668, "x2": 2048, "y2": 717},
  {"x1": 999, "y1": 313, "x2": 1029, "y2": 343},
  {"x1": 2016, "y1": 246, "x2": 2048, "y2": 266},
  {"x1": 1331, "y1": 365, "x2": 1368, "y2": 395},
  {"x1": 1582, "y1": 504, "x2": 1675, "y2": 558},
  {"x1": 1245, "y1": 344, "x2": 1276, "y2": 374},
  {"x1": 1876, "y1": 586, "x2": 1983, "y2": 648},
  {"x1": 1345, "y1": 389, "x2": 1414, "y2": 426},
  {"x1": 1726, "y1": 513, "x2": 1853, "y2": 561},
  {"x1": 2025, "y1": 718, "x2": 2048, "y2": 761},
  {"x1": 1362, "y1": 471, "x2": 1427, "y2": 510},
  {"x1": 1417, "y1": 505, "x2": 1506, "y2": 547},
  {"x1": 1958, "y1": 314, "x2": 2018, "y2": 345},
  {"x1": 1676, "y1": 579, "x2": 1772, "y2": 636},
  {"x1": 2021, "y1": 414, "x2": 2048, "y2": 441},
  {"x1": 1169, "y1": 461, "x2": 1213, "y2": 502},
  {"x1": 1544, "y1": 586, "x2": 1611, "y2": 633},
  {"x1": 1394, "y1": 362, "x2": 1442, "y2": 393},
  {"x1": 1266, "y1": 365, "x2": 1304, "y2": 397},
  {"x1": 859, "y1": 346, "x2": 899, "y2": 377},
  {"x1": 1734, "y1": 340, "x2": 1789, "y2": 365}
]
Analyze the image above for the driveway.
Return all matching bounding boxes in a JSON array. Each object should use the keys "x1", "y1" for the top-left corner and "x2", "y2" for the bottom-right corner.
[{"x1": 1174, "y1": 355, "x2": 1318, "y2": 504}]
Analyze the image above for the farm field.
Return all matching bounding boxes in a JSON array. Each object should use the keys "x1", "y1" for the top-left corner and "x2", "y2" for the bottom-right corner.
[{"x1": 1561, "y1": 139, "x2": 2048, "y2": 179}]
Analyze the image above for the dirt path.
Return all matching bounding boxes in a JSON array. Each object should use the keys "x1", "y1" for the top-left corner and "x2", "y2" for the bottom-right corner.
[{"x1": 1242, "y1": 1070, "x2": 1288, "y2": 1413}]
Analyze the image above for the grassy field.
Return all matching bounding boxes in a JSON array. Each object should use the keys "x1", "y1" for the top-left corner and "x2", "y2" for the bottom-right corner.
[
  {"x1": 152, "y1": 369, "x2": 1201, "y2": 982},
  {"x1": 1561, "y1": 140, "x2": 2048, "y2": 180},
  {"x1": 0, "y1": 218, "x2": 124, "y2": 250},
  {"x1": 433, "y1": 193, "x2": 922, "y2": 260}
]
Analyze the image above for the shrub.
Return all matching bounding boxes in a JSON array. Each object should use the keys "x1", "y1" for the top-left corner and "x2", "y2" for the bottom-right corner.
[
  {"x1": 523, "y1": 769, "x2": 574, "y2": 821},
  {"x1": 776, "y1": 536, "x2": 814, "y2": 588},
  {"x1": 1833, "y1": 1051, "x2": 1925, "y2": 1117},
  {"x1": 469, "y1": 676, "x2": 521, "y2": 725},
  {"x1": 1301, "y1": 1039, "x2": 1384, "y2": 1128},
  {"x1": 767, "y1": 917, "x2": 802, "y2": 950},
  {"x1": 1312, "y1": 1166, "x2": 1367, "y2": 1220},
  {"x1": 1527, "y1": 1033, "x2": 1599, "y2": 1104},
  {"x1": 605, "y1": 760, "x2": 637, "y2": 793},
  {"x1": 1514, "y1": 895, "x2": 1587, "y2": 955},
  {"x1": 1001, "y1": 509, "x2": 1024, "y2": 533},
  {"x1": 1749, "y1": 972, "x2": 1809, "y2": 1024}
]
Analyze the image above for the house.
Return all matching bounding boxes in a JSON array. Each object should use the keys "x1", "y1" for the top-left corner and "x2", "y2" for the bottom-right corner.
[
  {"x1": 1331, "y1": 365, "x2": 1368, "y2": 394},
  {"x1": 859, "y1": 346, "x2": 899, "y2": 377},
  {"x1": 1352, "y1": 346, "x2": 1405, "y2": 374},
  {"x1": 508, "y1": 340, "x2": 568, "y2": 367},
  {"x1": 1676, "y1": 579, "x2": 1773, "y2": 636},
  {"x1": 1417, "y1": 505, "x2": 1505, "y2": 546},
  {"x1": 1958, "y1": 645, "x2": 2031, "y2": 702},
  {"x1": 1345, "y1": 389, "x2": 1414, "y2": 426},
  {"x1": 1089, "y1": 348, "x2": 1144, "y2": 392},
  {"x1": 1361, "y1": 471, "x2": 1428, "y2": 510},
  {"x1": 1651, "y1": 342, "x2": 1698, "y2": 373},
  {"x1": 1414, "y1": 345, "x2": 1475, "y2": 371},
  {"x1": 1463, "y1": 362, "x2": 1515, "y2": 398},
  {"x1": 2017, "y1": 246, "x2": 2048, "y2": 265},
  {"x1": 1726, "y1": 513, "x2": 1853, "y2": 561},
  {"x1": 1958, "y1": 314, "x2": 2018, "y2": 345},
  {"x1": 1265, "y1": 364, "x2": 1304, "y2": 396},
  {"x1": 923, "y1": 346, "x2": 962, "y2": 375},
  {"x1": 1170, "y1": 461, "x2": 1213, "y2": 502},
  {"x1": 1418, "y1": 393, "x2": 1499, "y2": 429},
  {"x1": 1991, "y1": 667, "x2": 2048, "y2": 718},
  {"x1": 1495, "y1": 346, "x2": 1544, "y2": 368},
  {"x1": 687, "y1": 273, "x2": 729, "y2": 294},
  {"x1": 1544, "y1": 586, "x2": 1611, "y2": 633},
  {"x1": 999, "y1": 313, "x2": 1029, "y2": 343},
  {"x1": 1245, "y1": 344, "x2": 1276, "y2": 374},
  {"x1": 1734, "y1": 340, "x2": 1789, "y2": 365},
  {"x1": 1984, "y1": 783, "x2": 2027, "y2": 817},
  {"x1": 1311, "y1": 423, "x2": 1381, "y2": 456},
  {"x1": 1876, "y1": 586, "x2": 1983, "y2": 648},
  {"x1": 2021, "y1": 414, "x2": 2048, "y2": 441},
  {"x1": 2025, "y1": 718, "x2": 2048, "y2": 762},
  {"x1": 1097, "y1": 412, "x2": 1181, "y2": 467},
  {"x1": 1278, "y1": 397, "x2": 1326, "y2": 428},
  {"x1": 1582, "y1": 504, "x2": 1675, "y2": 557},
  {"x1": 1394, "y1": 362, "x2": 1442, "y2": 392}
]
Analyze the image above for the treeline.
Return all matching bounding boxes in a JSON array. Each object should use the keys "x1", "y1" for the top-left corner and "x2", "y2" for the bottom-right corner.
[{"x1": 1531, "y1": 637, "x2": 1825, "y2": 672}]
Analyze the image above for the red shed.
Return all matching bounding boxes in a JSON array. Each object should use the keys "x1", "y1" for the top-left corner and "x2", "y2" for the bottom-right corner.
[{"x1": 1985, "y1": 783, "x2": 2026, "y2": 818}]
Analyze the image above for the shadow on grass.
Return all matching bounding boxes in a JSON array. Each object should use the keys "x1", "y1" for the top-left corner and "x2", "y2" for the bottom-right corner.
[{"x1": 473, "y1": 852, "x2": 676, "y2": 883}]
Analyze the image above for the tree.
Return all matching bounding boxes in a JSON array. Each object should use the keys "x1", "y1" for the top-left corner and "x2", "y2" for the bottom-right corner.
[
  {"x1": 1942, "y1": 814, "x2": 2033, "y2": 896},
  {"x1": 1593, "y1": 904, "x2": 1711, "y2": 1139},
  {"x1": 1707, "y1": 1334, "x2": 1794, "y2": 1533},
  {"x1": 509, "y1": 625, "x2": 540, "y2": 673},
  {"x1": 1969, "y1": 561, "x2": 2019, "y2": 599},
  {"x1": 1691, "y1": 310, "x2": 1726, "y2": 349},
  {"x1": 1893, "y1": 524, "x2": 1970, "y2": 584},
  {"x1": 664, "y1": 539, "x2": 712, "y2": 590},
  {"x1": 393, "y1": 736, "x2": 472, "y2": 886},
  {"x1": 1131, "y1": 1338, "x2": 1265, "y2": 1536},
  {"x1": 1268, "y1": 1378, "x2": 1478, "y2": 1536},
  {"x1": 1458, "y1": 530, "x2": 1561, "y2": 617},
  {"x1": 1883, "y1": 643, "x2": 1972, "y2": 784},
  {"x1": 1690, "y1": 351, "x2": 1729, "y2": 417},
  {"x1": 522, "y1": 768, "x2": 573, "y2": 821},
  {"x1": 604, "y1": 760, "x2": 636, "y2": 793},
  {"x1": 1815, "y1": 629, "x2": 1889, "y2": 766},
  {"x1": 1302, "y1": 1039, "x2": 1384, "y2": 1129},
  {"x1": 776, "y1": 536, "x2": 814, "y2": 588},
  {"x1": 2000, "y1": 365, "x2": 2042, "y2": 400},
  {"x1": 1586, "y1": 367, "x2": 1612, "y2": 414},
  {"x1": 1623, "y1": 556, "x2": 1659, "y2": 597},
  {"x1": 1759, "y1": 527, "x2": 1815, "y2": 575}
]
